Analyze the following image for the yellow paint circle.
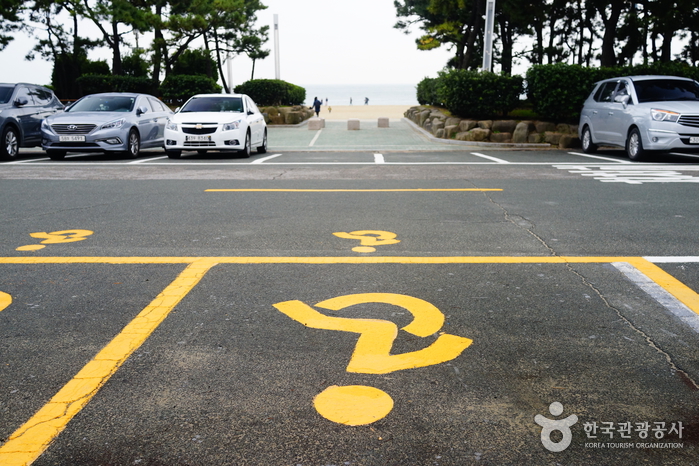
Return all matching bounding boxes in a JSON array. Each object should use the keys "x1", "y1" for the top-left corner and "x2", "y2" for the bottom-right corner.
[
  {"x1": 16, "y1": 245, "x2": 46, "y2": 251},
  {"x1": 352, "y1": 246, "x2": 376, "y2": 253},
  {"x1": 313, "y1": 385, "x2": 394, "y2": 426},
  {"x1": 0, "y1": 291, "x2": 11, "y2": 312}
]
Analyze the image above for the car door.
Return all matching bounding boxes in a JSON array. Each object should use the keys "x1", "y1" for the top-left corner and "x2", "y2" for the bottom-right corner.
[
  {"x1": 135, "y1": 96, "x2": 159, "y2": 148},
  {"x1": 148, "y1": 97, "x2": 171, "y2": 146},
  {"x1": 245, "y1": 97, "x2": 264, "y2": 145},
  {"x1": 588, "y1": 81, "x2": 619, "y2": 145},
  {"x1": 606, "y1": 80, "x2": 634, "y2": 146},
  {"x1": 13, "y1": 86, "x2": 42, "y2": 146}
]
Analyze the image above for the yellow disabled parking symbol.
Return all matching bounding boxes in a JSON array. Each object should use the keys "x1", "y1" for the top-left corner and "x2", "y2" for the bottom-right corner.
[
  {"x1": 333, "y1": 230, "x2": 400, "y2": 253},
  {"x1": 274, "y1": 293, "x2": 472, "y2": 425}
]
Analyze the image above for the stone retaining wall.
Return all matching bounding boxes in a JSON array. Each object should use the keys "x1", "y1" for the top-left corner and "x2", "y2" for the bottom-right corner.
[
  {"x1": 260, "y1": 106, "x2": 315, "y2": 125},
  {"x1": 405, "y1": 106, "x2": 581, "y2": 149}
]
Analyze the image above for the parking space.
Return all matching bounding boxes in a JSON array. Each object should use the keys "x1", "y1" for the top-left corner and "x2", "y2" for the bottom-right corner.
[{"x1": 0, "y1": 256, "x2": 698, "y2": 465}]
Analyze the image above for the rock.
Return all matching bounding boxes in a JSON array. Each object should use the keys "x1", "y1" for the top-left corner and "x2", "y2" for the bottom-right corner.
[
  {"x1": 556, "y1": 123, "x2": 572, "y2": 134},
  {"x1": 490, "y1": 132, "x2": 512, "y2": 143},
  {"x1": 464, "y1": 128, "x2": 491, "y2": 141},
  {"x1": 528, "y1": 133, "x2": 542, "y2": 143},
  {"x1": 478, "y1": 120, "x2": 493, "y2": 130},
  {"x1": 444, "y1": 125, "x2": 459, "y2": 139},
  {"x1": 431, "y1": 119, "x2": 445, "y2": 134},
  {"x1": 445, "y1": 117, "x2": 462, "y2": 128},
  {"x1": 285, "y1": 112, "x2": 303, "y2": 125},
  {"x1": 559, "y1": 135, "x2": 581, "y2": 149},
  {"x1": 544, "y1": 131, "x2": 561, "y2": 145},
  {"x1": 435, "y1": 128, "x2": 445, "y2": 138},
  {"x1": 419, "y1": 110, "x2": 431, "y2": 126},
  {"x1": 536, "y1": 121, "x2": 556, "y2": 133},
  {"x1": 492, "y1": 120, "x2": 518, "y2": 133},
  {"x1": 459, "y1": 120, "x2": 478, "y2": 132},
  {"x1": 513, "y1": 122, "x2": 532, "y2": 144}
]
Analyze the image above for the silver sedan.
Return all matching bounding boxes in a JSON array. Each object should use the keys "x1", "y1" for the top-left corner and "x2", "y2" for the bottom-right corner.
[
  {"x1": 41, "y1": 93, "x2": 173, "y2": 160},
  {"x1": 579, "y1": 75, "x2": 699, "y2": 161}
]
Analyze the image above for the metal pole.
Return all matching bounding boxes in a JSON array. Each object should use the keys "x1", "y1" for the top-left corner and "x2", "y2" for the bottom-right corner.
[
  {"x1": 274, "y1": 14, "x2": 281, "y2": 80},
  {"x1": 482, "y1": 0, "x2": 496, "y2": 72}
]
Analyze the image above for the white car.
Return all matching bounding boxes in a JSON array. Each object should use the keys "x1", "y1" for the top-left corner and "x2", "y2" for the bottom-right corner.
[{"x1": 164, "y1": 93, "x2": 267, "y2": 158}]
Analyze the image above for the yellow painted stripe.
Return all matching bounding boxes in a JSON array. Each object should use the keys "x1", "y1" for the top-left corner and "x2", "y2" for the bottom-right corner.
[
  {"x1": 0, "y1": 259, "x2": 218, "y2": 466},
  {"x1": 205, "y1": 188, "x2": 503, "y2": 192},
  {"x1": 627, "y1": 258, "x2": 699, "y2": 316},
  {"x1": 0, "y1": 256, "x2": 641, "y2": 265}
]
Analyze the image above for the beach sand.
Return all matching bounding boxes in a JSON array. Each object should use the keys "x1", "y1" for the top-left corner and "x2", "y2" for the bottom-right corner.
[{"x1": 315, "y1": 105, "x2": 412, "y2": 120}]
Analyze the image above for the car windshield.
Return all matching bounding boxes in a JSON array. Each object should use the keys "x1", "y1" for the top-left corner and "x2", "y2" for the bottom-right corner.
[
  {"x1": 67, "y1": 96, "x2": 136, "y2": 112},
  {"x1": 0, "y1": 86, "x2": 13, "y2": 104},
  {"x1": 180, "y1": 97, "x2": 244, "y2": 113},
  {"x1": 633, "y1": 79, "x2": 699, "y2": 103}
]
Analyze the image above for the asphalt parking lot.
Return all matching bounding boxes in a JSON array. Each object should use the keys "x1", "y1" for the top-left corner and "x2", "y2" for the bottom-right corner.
[{"x1": 1, "y1": 119, "x2": 699, "y2": 465}]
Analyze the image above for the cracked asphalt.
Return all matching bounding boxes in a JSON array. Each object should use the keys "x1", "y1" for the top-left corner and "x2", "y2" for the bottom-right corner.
[{"x1": 1, "y1": 145, "x2": 698, "y2": 465}]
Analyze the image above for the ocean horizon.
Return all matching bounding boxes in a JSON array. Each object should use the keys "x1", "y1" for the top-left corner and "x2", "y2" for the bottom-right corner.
[{"x1": 302, "y1": 83, "x2": 419, "y2": 106}]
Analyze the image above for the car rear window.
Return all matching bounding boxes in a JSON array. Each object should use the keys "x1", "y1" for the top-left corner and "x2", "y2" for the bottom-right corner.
[
  {"x1": 0, "y1": 86, "x2": 13, "y2": 104},
  {"x1": 180, "y1": 97, "x2": 244, "y2": 113},
  {"x1": 633, "y1": 79, "x2": 699, "y2": 103},
  {"x1": 68, "y1": 96, "x2": 136, "y2": 112}
]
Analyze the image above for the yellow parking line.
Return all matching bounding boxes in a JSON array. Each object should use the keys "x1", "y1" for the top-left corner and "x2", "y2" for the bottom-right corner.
[
  {"x1": 0, "y1": 259, "x2": 218, "y2": 466},
  {"x1": 1, "y1": 255, "x2": 698, "y2": 465}
]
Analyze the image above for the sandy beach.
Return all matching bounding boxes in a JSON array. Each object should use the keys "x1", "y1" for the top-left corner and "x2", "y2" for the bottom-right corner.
[{"x1": 314, "y1": 105, "x2": 412, "y2": 120}]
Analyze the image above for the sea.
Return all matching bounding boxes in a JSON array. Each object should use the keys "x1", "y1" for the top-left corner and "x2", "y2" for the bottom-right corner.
[{"x1": 302, "y1": 83, "x2": 419, "y2": 106}]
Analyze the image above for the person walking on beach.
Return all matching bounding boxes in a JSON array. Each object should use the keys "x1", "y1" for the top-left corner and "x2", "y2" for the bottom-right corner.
[
  {"x1": 365, "y1": 97, "x2": 369, "y2": 105},
  {"x1": 311, "y1": 97, "x2": 322, "y2": 117},
  {"x1": 350, "y1": 97, "x2": 352, "y2": 105}
]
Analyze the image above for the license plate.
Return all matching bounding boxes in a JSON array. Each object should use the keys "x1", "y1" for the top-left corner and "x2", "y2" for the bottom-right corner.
[
  {"x1": 690, "y1": 137, "x2": 699, "y2": 144},
  {"x1": 186, "y1": 135, "x2": 211, "y2": 142},
  {"x1": 59, "y1": 135, "x2": 85, "y2": 142}
]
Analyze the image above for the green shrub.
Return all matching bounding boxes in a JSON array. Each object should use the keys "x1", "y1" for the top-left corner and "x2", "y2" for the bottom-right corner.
[
  {"x1": 234, "y1": 79, "x2": 306, "y2": 106},
  {"x1": 160, "y1": 75, "x2": 222, "y2": 104},
  {"x1": 435, "y1": 70, "x2": 523, "y2": 118},
  {"x1": 526, "y1": 62, "x2": 699, "y2": 122},
  {"x1": 416, "y1": 77, "x2": 439, "y2": 105},
  {"x1": 75, "y1": 74, "x2": 155, "y2": 96}
]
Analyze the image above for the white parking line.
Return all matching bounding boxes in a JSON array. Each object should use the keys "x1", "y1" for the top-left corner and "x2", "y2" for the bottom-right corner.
[
  {"x1": 309, "y1": 129, "x2": 322, "y2": 147},
  {"x1": 614, "y1": 261, "x2": 699, "y2": 333},
  {"x1": 374, "y1": 153, "x2": 385, "y2": 164},
  {"x1": 128, "y1": 156, "x2": 168, "y2": 164},
  {"x1": 252, "y1": 154, "x2": 283, "y2": 164},
  {"x1": 567, "y1": 151, "x2": 632, "y2": 163},
  {"x1": 471, "y1": 152, "x2": 510, "y2": 163}
]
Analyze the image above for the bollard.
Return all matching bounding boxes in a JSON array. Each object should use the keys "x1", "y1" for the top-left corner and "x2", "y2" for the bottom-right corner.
[
  {"x1": 378, "y1": 117, "x2": 389, "y2": 128},
  {"x1": 308, "y1": 118, "x2": 325, "y2": 130},
  {"x1": 348, "y1": 119, "x2": 360, "y2": 130}
]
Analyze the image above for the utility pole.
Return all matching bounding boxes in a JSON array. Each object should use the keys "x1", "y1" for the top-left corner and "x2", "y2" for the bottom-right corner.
[
  {"x1": 482, "y1": 0, "x2": 496, "y2": 72},
  {"x1": 274, "y1": 14, "x2": 281, "y2": 80}
]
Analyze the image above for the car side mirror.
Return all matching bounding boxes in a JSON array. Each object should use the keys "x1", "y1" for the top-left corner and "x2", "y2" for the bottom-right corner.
[
  {"x1": 14, "y1": 97, "x2": 28, "y2": 107},
  {"x1": 136, "y1": 106, "x2": 149, "y2": 116},
  {"x1": 614, "y1": 94, "x2": 630, "y2": 107}
]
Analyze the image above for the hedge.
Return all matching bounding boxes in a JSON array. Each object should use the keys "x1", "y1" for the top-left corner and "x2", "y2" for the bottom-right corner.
[
  {"x1": 160, "y1": 75, "x2": 222, "y2": 104},
  {"x1": 429, "y1": 70, "x2": 524, "y2": 119},
  {"x1": 75, "y1": 74, "x2": 156, "y2": 96},
  {"x1": 233, "y1": 79, "x2": 306, "y2": 106}
]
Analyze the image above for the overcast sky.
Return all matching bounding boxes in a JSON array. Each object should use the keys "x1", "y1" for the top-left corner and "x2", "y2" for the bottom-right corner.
[{"x1": 0, "y1": 0, "x2": 455, "y2": 88}]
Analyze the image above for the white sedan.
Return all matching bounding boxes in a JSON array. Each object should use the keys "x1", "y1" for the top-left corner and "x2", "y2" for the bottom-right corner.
[{"x1": 164, "y1": 93, "x2": 267, "y2": 158}]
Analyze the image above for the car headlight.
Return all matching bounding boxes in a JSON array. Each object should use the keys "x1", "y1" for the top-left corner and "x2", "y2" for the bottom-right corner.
[
  {"x1": 166, "y1": 120, "x2": 178, "y2": 131},
  {"x1": 41, "y1": 119, "x2": 50, "y2": 130},
  {"x1": 222, "y1": 121, "x2": 241, "y2": 131},
  {"x1": 101, "y1": 118, "x2": 125, "y2": 130},
  {"x1": 651, "y1": 109, "x2": 680, "y2": 122}
]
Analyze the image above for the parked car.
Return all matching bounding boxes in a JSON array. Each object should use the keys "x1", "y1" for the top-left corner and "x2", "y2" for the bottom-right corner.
[
  {"x1": 163, "y1": 93, "x2": 267, "y2": 158},
  {"x1": 579, "y1": 75, "x2": 699, "y2": 160},
  {"x1": 0, "y1": 83, "x2": 63, "y2": 160},
  {"x1": 41, "y1": 92, "x2": 173, "y2": 159}
]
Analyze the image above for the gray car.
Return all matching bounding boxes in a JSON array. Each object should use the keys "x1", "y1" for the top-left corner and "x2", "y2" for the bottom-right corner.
[
  {"x1": 579, "y1": 75, "x2": 699, "y2": 161},
  {"x1": 0, "y1": 83, "x2": 63, "y2": 160},
  {"x1": 41, "y1": 92, "x2": 173, "y2": 160}
]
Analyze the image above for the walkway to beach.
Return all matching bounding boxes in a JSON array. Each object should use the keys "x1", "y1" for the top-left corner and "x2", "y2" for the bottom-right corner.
[{"x1": 268, "y1": 105, "x2": 479, "y2": 152}]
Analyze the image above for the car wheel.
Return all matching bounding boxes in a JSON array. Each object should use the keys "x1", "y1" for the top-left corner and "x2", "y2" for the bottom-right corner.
[
  {"x1": 239, "y1": 131, "x2": 251, "y2": 158},
  {"x1": 626, "y1": 127, "x2": 647, "y2": 161},
  {"x1": 165, "y1": 149, "x2": 181, "y2": 159},
  {"x1": 1, "y1": 126, "x2": 19, "y2": 160},
  {"x1": 47, "y1": 150, "x2": 66, "y2": 160},
  {"x1": 581, "y1": 126, "x2": 597, "y2": 154},
  {"x1": 124, "y1": 129, "x2": 140, "y2": 158},
  {"x1": 257, "y1": 129, "x2": 267, "y2": 154}
]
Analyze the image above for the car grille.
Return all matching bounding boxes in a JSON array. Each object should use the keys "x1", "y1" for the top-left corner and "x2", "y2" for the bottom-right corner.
[
  {"x1": 182, "y1": 127, "x2": 217, "y2": 135},
  {"x1": 678, "y1": 115, "x2": 699, "y2": 128},
  {"x1": 51, "y1": 124, "x2": 97, "y2": 135},
  {"x1": 184, "y1": 141, "x2": 216, "y2": 147}
]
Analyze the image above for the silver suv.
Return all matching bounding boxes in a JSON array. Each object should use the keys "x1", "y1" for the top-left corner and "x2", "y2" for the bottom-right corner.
[
  {"x1": 578, "y1": 75, "x2": 699, "y2": 161},
  {"x1": 0, "y1": 83, "x2": 63, "y2": 160}
]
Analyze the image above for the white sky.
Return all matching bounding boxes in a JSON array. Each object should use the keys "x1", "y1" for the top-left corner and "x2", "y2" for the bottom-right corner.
[{"x1": 0, "y1": 0, "x2": 455, "y2": 88}]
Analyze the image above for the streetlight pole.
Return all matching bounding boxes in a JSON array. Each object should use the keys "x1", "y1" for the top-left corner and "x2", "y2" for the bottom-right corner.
[
  {"x1": 274, "y1": 14, "x2": 281, "y2": 80},
  {"x1": 482, "y1": 0, "x2": 496, "y2": 72}
]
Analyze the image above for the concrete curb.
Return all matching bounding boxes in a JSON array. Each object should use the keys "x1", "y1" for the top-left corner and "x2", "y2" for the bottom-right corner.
[{"x1": 403, "y1": 118, "x2": 552, "y2": 149}]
